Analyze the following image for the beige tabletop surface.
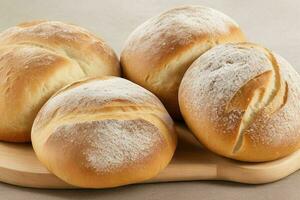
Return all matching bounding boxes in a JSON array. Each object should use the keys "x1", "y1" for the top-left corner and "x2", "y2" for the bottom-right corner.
[{"x1": 0, "y1": 0, "x2": 300, "y2": 199}]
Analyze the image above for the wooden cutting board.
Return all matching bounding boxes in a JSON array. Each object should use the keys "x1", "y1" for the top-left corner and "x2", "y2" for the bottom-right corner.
[{"x1": 0, "y1": 124, "x2": 299, "y2": 188}]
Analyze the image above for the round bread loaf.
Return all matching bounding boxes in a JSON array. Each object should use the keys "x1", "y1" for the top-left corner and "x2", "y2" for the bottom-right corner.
[
  {"x1": 179, "y1": 43, "x2": 300, "y2": 162},
  {"x1": 0, "y1": 20, "x2": 120, "y2": 142},
  {"x1": 31, "y1": 77, "x2": 177, "y2": 188},
  {"x1": 121, "y1": 5, "x2": 246, "y2": 119}
]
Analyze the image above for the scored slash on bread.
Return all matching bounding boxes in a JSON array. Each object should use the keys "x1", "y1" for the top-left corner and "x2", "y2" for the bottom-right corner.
[{"x1": 225, "y1": 44, "x2": 288, "y2": 154}]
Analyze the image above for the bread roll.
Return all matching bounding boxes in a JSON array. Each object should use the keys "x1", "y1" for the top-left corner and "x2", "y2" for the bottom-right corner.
[
  {"x1": 31, "y1": 77, "x2": 177, "y2": 188},
  {"x1": 121, "y1": 5, "x2": 246, "y2": 119},
  {"x1": 0, "y1": 20, "x2": 120, "y2": 142},
  {"x1": 179, "y1": 43, "x2": 300, "y2": 162}
]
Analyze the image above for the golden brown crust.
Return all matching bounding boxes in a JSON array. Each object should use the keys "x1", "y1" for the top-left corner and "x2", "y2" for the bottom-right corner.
[
  {"x1": 121, "y1": 5, "x2": 246, "y2": 119},
  {"x1": 179, "y1": 42, "x2": 300, "y2": 162},
  {"x1": 31, "y1": 77, "x2": 177, "y2": 188},
  {"x1": 0, "y1": 21, "x2": 120, "y2": 142}
]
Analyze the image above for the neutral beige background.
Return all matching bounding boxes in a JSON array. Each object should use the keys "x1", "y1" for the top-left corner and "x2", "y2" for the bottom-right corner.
[{"x1": 0, "y1": 0, "x2": 299, "y2": 199}]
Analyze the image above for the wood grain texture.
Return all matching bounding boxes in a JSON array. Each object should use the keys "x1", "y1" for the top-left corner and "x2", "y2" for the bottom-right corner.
[{"x1": 0, "y1": 123, "x2": 299, "y2": 188}]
